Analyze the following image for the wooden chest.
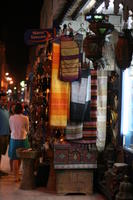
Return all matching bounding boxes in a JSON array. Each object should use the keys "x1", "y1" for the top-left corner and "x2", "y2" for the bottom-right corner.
[{"x1": 55, "y1": 169, "x2": 93, "y2": 195}]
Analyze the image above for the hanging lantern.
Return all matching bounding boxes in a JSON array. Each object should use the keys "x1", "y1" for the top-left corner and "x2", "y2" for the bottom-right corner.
[
  {"x1": 83, "y1": 35, "x2": 103, "y2": 60},
  {"x1": 115, "y1": 34, "x2": 132, "y2": 70},
  {"x1": 89, "y1": 21, "x2": 114, "y2": 37}
]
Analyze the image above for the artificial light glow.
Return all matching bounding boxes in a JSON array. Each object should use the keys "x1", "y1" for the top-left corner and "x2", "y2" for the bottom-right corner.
[
  {"x1": 14, "y1": 87, "x2": 17, "y2": 90},
  {"x1": 7, "y1": 89, "x2": 12, "y2": 94},
  {"x1": 121, "y1": 69, "x2": 130, "y2": 136},
  {"x1": 6, "y1": 77, "x2": 12, "y2": 81},
  {"x1": 20, "y1": 81, "x2": 25, "y2": 88},
  {"x1": 5, "y1": 72, "x2": 9, "y2": 76},
  {"x1": 21, "y1": 88, "x2": 25, "y2": 91},
  {"x1": 9, "y1": 80, "x2": 13, "y2": 84}
]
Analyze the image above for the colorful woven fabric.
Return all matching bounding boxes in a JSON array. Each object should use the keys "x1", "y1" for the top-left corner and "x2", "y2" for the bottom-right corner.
[
  {"x1": 54, "y1": 142, "x2": 97, "y2": 169},
  {"x1": 83, "y1": 70, "x2": 97, "y2": 141},
  {"x1": 64, "y1": 123, "x2": 83, "y2": 140},
  {"x1": 49, "y1": 41, "x2": 70, "y2": 127},
  {"x1": 96, "y1": 70, "x2": 107, "y2": 151},
  {"x1": 70, "y1": 68, "x2": 91, "y2": 123},
  {"x1": 60, "y1": 37, "x2": 81, "y2": 82}
]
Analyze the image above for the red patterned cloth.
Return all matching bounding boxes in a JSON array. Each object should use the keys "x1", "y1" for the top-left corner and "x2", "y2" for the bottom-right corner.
[
  {"x1": 83, "y1": 70, "x2": 97, "y2": 141},
  {"x1": 54, "y1": 142, "x2": 97, "y2": 169}
]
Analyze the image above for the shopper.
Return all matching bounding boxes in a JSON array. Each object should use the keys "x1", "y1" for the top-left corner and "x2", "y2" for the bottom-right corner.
[
  {"x1": 9, "y1": 102, "x2": 16, "y2": 172},
  {"x1": 0, "y1": 95, "x2": 10, "y2": 176},
  {"x1": 8, "y1": 102, "x2": 30, "y2": 182}
]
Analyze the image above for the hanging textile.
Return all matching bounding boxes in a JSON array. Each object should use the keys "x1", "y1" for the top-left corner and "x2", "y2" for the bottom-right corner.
[
  {"x1": 83, "y1": 70, "x2": 97, "y2": 142},
  {"x1": 96, "y1": 70, "x2": 107, "y2": 151},
  {"x1": 64, "y1": 122, "x2": 83, "y2": 140},
  {"x1": 60, "y1": 37, "x2": 81, "y2": 82},
  {"x1": 70, "y1": 68, "x2": 91, "y2": 123},
  {"x1": 49, "y1": 41, "x2": 70, "y2": 127},
  {"x1": 83, "y1": 35, "x2": 103, "y2": 61}
]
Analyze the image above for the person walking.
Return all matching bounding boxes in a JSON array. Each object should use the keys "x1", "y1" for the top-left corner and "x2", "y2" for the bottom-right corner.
[
  {"x1": 0, "y1": 95, "x2": 10, "y2": 176},
  {"x1": 9, "y1": 102, "x2": 16, "y2": 172},
  {"x1": 8, "y1": 102, "x2": 30, "y2": 182}
]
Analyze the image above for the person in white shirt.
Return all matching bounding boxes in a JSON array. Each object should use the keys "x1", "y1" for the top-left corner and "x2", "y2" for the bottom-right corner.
[{"x1": 8, "y1": 102, "x2": 30, "y2": 182}]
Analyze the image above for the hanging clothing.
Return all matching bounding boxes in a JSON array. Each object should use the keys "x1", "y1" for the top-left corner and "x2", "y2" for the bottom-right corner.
[
  {"x1": 70, "y1": 68, "x2": 91, "y2": 123},
  {"x1": 60, "y1": 37, "x2": 81, "y2": 82},
  {"x1": 49, "y1": 41, "x2": 70, "y2": 127},
  {"x1": 83, "y1": 70, "x2": 97, "y2": 142},
  {"x1": 96, "y1": 70, "x2": 108, "y2": 151}
]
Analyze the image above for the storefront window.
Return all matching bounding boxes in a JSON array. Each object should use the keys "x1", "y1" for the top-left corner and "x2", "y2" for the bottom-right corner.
[{"x1": 121, "y1": 65, "x2": 133, "y2": 149}]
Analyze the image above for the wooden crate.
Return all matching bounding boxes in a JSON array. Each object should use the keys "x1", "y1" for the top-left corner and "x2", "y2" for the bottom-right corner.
[{"x1": 55, "y1": 169, "x2": 93, "y2": 195}]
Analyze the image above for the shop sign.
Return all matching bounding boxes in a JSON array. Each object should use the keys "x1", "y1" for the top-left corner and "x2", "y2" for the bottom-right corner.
[
  {"x1": 85, "y1": 14, "x2": 106, "y2": 22},
  {"x1": 24, "y1": 29, "x2": 53, "y2": 45}
]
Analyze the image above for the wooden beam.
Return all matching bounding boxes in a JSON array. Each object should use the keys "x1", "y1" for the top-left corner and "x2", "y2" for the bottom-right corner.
[
  {"x1": 71, "y1": 0, "x2": 90, "y2": 20},
  {"x1": 54, "y1": 0, "x2": 76, "y2": 26}
]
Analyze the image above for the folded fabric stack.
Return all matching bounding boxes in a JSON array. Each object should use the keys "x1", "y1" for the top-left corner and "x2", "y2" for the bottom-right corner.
[{"x1": 64, "y1": 123, "x2": 83, "y2": 140}]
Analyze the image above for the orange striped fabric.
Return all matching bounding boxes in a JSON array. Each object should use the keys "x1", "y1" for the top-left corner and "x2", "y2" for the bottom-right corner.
[{"x1": 49, "y1": 41, "x2": 70, "y2": 127}]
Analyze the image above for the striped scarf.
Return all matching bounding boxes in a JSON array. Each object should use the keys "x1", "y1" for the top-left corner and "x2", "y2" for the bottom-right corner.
[
  {"x1": 83, "y1": 70, "x2": 97, "y2": 142},
  {"x1": 49, "y1": 41, "x2": 70, "y2": 127}
]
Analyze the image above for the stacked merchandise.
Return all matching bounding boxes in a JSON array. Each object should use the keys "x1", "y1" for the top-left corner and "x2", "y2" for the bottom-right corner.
[
  {"x1": 49, "y1": 36, "x2": 97, "y2": 169},
  {"x1": 52, "y1": 17, "x2": 115, "y2": 170},
  {"x1": 28, "y1": 44, "x2": 52, "y2": 151}
]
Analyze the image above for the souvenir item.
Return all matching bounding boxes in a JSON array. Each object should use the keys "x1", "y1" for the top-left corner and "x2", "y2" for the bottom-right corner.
[
  {"x1": 96, "y1": 70, "x2": 108, "y2": 151},
  {"x1": 60, "y1": 37, "x2": 81, "y2": 82},
  {"x1": 83, "y1": 70, "x2": 97, "y2": 141},
  {"x1": 115, "y1": 34, "x2": 132, "y2": 70},
  {"x1": 89, "y1": 21, "x2": 114, "y2": 37},
  {"x1": 64, "y1": 123, "x2": 83, "y2": 140},
  {"x1": 49, "y1": 41, "x2": 70, "y2": 127},
  {"x1": 70, "y1": 68, "x2": 91, "y2": 123},
  {"x1": 83, "y1": 35, "x2": 103, "y2": 60}
]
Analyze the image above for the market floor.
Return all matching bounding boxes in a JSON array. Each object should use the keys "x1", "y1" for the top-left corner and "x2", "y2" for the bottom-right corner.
[{"x1": 0, "y1": 152, "x2": 107, "y2": 200}]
